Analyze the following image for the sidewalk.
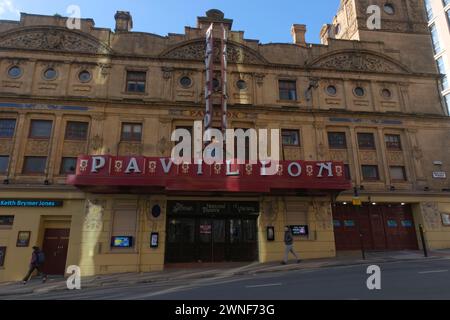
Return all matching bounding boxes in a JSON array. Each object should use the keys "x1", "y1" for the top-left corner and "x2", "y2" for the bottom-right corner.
[{"x1": 1, "y1": 250, "x2": 449, "y2": 298}]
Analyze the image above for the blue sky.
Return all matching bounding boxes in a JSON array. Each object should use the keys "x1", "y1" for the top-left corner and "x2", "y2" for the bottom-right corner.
[{"x1": 0, "y1": 0, "x2": 341, "y2": 43}]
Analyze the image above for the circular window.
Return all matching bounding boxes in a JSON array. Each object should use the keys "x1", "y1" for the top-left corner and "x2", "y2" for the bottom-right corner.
[
  {"x1": 383, "y1": 3, "x2": 395, "y2": 15},
  {"x1": 43, "y1": 68, "x2": 57, "y2": 80},
  {"x1": 335, "y1": 24, "x2": 341, "y2": 36},
  {"x1": 7, "y1": 66, "x2": 22, "y2": 79},
  {"x1": 78, "y1": 70, "x2": 92, "y2": 83},
  {"x1": 179, "y1": 76, "x2": 192, "y2": 88},
  {"x1": 381, "y1": 88, "x2": 392, "y2": 99},
  {"x1": 354, "y1": 87, "x2": 365, "y2": 97},
  {"x1": 326, "y1": 85, "x2": 337, "y2": 96},
  {"x1": 212, "y1": 78, "x2": 220, "y2": 90},
  {"x1": 236, "y1": 80, "x2": 247, "y2": 90},
  {"x1": 151, "y1": 205, "x2": 161, "y2": 218}
]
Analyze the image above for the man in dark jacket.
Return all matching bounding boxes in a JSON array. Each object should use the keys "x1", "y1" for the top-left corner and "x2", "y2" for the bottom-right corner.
[
  {"x1": 22, "y1": 246, "x2": 47, "y2": 284},
  {"x1": 282, "y1": 226, "x2": 301, "y2": 265}
]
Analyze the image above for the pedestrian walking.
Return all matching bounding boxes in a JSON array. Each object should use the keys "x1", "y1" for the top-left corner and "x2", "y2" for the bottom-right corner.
[
  {"x1": 282, "y1": 226, "x2": 301, "y2": 265},
  {"x1": 22, "y1": 246, "x2": 47, "y2": 284}
]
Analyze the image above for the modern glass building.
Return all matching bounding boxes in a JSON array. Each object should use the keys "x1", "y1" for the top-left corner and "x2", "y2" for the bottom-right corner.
[{"x1": 426, "y1": 0, "x2": 450, "y2": 114}]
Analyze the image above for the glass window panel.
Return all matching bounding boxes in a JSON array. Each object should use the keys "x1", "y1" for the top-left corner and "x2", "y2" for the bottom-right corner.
[
  {"x1": 121, "y1": 123, "x2": 142, "y2": 142},
  {"x1": 29, "y1": 120, "x2": 52, "y2": 139},
  {"x1": 0, "y1": 119, "x2": 16, "y2": 138},
  {"x1": 344, "y1": 164, "x2": 351, "y2": 180},
  {"x1": 431, "y1": 24, "x2": 441, "y2": 54},
  {"x1": 23, "y1": 157, "x2": 47, "y2": 174},
  {"x1": 213, "y1": 220, "x2": 226, "y2": 243},
  {"x1": 65, "y1": 121, "x2": 88, "y2": 140},
  {"x1": 328, "y1": 132, "x2": 347, "y2": 149},
  {"x1": 385, "y1": 134, "x2": 402, "y2": 150},
  {"x1": 30, "y1": 120, "x2": 52, "y2": 138},
  {"x1": 0, "y1": 216, "x2": 14, "y2": 226},
  {"x1": 390, "y1": 166, "x2": 407, "y2": 181},
  {"x1": 282, "y1": 130, "x2": 300, "y2": 146},
  {"x1": 425, "y1": 0, "x2": 434, "y2": 20},
  {"x1": 199, "y1": 220, "x2": 212, "y2": 243},
  {"x1": 126, "y1": 71, "x2": 147, "y2": 93},
  {"x1": 0, "y1": 156, "x2": 9, "y2": 173},
  {"x1": 60, "y1": 157, "x2": 77, "y2": 175},
  {"x1": 229, "y1": 219, "x2": 242, "y2": 244},
  {"x1": 279, "y1": 80, "x2": 297, "y2": 101},
  {"x1": 167, "y1": 218, "x2": 195, "y2": 243},
  {"x1": 437, "y1": 57, "x2": 449, "y2": 90},
  {"x1": 362, "y1": 165, "x2": 379, "y2": 180},
  {"x1": 357, "y1": 133, "x2": 376, "y2": 149},
  {"x1": 243, "y1": 219, "x2": 257, "y2": 242}
]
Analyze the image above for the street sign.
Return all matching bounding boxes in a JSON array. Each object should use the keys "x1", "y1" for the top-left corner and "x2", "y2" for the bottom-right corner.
[{"x1": 433, "y1": 172, "x2": 447, "y2": 179}]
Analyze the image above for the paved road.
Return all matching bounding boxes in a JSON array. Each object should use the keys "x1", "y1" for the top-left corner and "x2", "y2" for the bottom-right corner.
[{"x1": 4, "y1": 258, "x2": 450, "y2": 300}]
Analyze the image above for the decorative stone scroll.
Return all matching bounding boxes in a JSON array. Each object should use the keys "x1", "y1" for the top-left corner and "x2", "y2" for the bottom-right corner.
[
  {"x1": 310, "y1": 51, "x2": 409, "y2": 74},
  {"x1": 0, "y1": 27, "x2": 112, "y2": 54},
  {"x1": 161, "y1": 40, "x2": 267, "y2": 65}
]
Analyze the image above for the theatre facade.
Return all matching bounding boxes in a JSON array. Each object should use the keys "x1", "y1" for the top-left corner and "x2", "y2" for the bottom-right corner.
[{"x1": 1, "y1": 0, "x2": 450, "y2": 282}]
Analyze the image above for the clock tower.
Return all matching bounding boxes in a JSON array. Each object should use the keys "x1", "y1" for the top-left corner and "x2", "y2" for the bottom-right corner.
[{"x1": 321, "y1": 0, "x2": 435, "y2": 74}]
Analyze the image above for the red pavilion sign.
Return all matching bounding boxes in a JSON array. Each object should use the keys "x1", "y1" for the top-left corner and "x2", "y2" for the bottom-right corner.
[{"x1": 67, "y1": 156, "x2": 352, "y2": 193}]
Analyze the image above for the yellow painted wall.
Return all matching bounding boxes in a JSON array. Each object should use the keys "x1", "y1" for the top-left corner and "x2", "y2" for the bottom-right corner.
[
  {"x1": 0, "y1": 198, "x2": 84, "y2": 282},
  {"x1": 1, "y1": 191, "x2": 450, "y2": 283}
]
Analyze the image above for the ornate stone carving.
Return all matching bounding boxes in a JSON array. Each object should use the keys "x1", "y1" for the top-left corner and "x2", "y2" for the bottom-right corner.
[
  {"x1": 0, "y1": 28, "x2": 112, "y2": 54},
  {"x1": 63, "y1": 141, "x2": 87, "y2": 156},
  {"x1": 83, "y1": 200, "x2": 105, "y2": 232},
  {"x1": 26, "y1": 140, "x2": 49, "y2": 155},
  {"x1": 40, "y1": 61, "x2": 62, "y2": 69},
  {"x1": 91, "y1": 114, "x2": 106, "y2": 121},
  {"x1": 317, "y1": 142, "x2": 327, "y2": 159},
  {"x1": 283, "y1": 147, "x2": 302, "y2": 161},
  {"x1": 0, "y1": 139, "x2": 13, "y2": 154},
  {"x1": 118, "y1": 142, "x2": 143, "y2": 156},
  {"x1": 90, "y1": 134, "x2": 103, "y2": 152},
  {"x1": 311, "y1": 52, "x2": 408, "y2": 74},
  {"x1": 412, "y1": 146, "x2": 423, "y2": 160},
  {"x1": 387, "y1": 151, "x2": 404, "y2": 165},
  {"x1": 358, "y1": 0, "x2": 369, "y2": 15},
  {"x1": 359, "y1": 150, "x2": 378, "y2": 163},
  {"x1": 161, "y1": 40, "x2": 267, "y2": 65},
  {"x1": 161, "y1": 67, "x2": 174, "y2": 80},
  {"x1": 97, "y1": 63, "x2": 111, "y2": 77},
  {"x1": 254, "y1": 73, "x2": 265, "y2": 87},
  {"x1": 157, "y1": 137, "x2": 171, "y2": 155},
  {"x1": 330, "y1": 150, "x2": 348, "y2": 162},
  {"x1": 262, "y1": 198, "x2": 279, "y2": 223},
  {"x1": 6, "y1": 58, "x2": 27, "y2": 66},
  {"x1": 312, "y1": 202, "x2": 333, "y2": 231},
  {"x1": 421, "y1": 202, "x2": 441, "y2": 230}
]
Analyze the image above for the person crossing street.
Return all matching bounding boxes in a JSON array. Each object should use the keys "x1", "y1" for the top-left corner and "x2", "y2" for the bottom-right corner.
[
  {"x1": 282, "y1": 226, "x2": 301, "y2": 265},
  {"x1": 22, "y1": 246, "x2": 48, "y2": 284}
]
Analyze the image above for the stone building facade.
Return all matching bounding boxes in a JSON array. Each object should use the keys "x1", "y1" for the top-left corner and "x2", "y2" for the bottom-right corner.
[{"x1": 0, "y1": 0, "x2": 449, "y2": 282}]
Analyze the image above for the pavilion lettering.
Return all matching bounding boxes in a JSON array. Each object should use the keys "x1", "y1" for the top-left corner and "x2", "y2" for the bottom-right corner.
[{"x1": 82, "y1": 156, "x2": 339, "y2": 178}]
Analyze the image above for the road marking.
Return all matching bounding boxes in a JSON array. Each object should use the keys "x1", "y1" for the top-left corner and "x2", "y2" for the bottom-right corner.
[
  {"x1": 245, "y1": 283, "x2": 282, "y2": 289},
  {"x1": 418, "y1": 270, "x2": 449, "y2": 274}
]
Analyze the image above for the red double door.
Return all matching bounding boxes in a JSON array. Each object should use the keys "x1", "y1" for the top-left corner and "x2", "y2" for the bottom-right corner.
[
  {"x1": 42, "y1": 229, "x2": 70, "y2": 275},
  {"x1": 333, "y1": 204, "x2": 418, "y2": 251}
]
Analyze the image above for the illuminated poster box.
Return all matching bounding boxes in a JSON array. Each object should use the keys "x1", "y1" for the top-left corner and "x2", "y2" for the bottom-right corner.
[
  {"x1": 290, "y1": 225, "x2": 309, "y2": 236},
  {"x1": 111, "y1": 236, "x2": 133, "y2": 248}
]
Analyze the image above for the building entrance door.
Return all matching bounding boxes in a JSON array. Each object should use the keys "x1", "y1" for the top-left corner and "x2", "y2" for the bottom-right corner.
[
  {"x1": 165, "y1": 201, "x2": 259, "y2": 264},
  {"x1": 333, "y1": 204, "x2": 418, "y2": 251},
  {"x1": 41, "y1": 228, "x2": 70, "y2": 275}
]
